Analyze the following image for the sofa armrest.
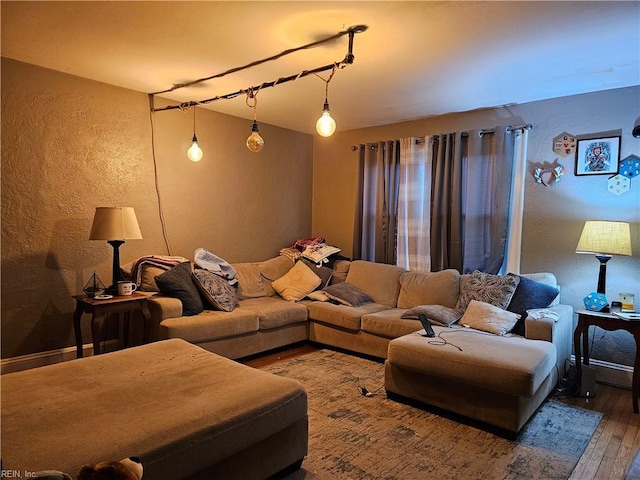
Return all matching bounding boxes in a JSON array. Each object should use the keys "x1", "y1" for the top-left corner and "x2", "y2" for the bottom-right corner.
[
  {"x1": 146, "y1": 295, "x2": 183, "y2": 340},
  {"x1": 525, "y1": 304, "x2": 573, "y2": 377}
]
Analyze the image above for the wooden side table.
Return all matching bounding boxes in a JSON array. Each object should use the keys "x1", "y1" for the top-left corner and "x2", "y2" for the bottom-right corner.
[
  {"x1": 574, "y1": 309, "x2": 640, "y2": 413},
  {"x1": 72, "y1": 292, "x2": 153, "y2": 358}
]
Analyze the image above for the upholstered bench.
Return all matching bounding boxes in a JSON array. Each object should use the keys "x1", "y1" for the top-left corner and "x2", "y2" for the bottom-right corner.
[
  {"x1": 1, "y1": 339, "x2": 308, "y2": 480},
  {"x1": 384, "y1": 328, "x2": 557, "y2": 433}
]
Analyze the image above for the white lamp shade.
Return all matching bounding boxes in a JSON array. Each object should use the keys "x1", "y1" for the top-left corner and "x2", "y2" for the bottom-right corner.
[
  {"x1": 89, "y1": 207, "x2": 143, "y2": 240},
  {"x1": 576, "y1": 220, "x2": 632, "y2": 256}
]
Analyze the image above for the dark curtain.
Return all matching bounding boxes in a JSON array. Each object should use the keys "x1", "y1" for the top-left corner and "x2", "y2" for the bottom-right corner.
[
  {"x1": 430, "y1": 127, "x2": 514, "y2": 274},
  {"x1": 353, "y1": 141, "x2": 400, "y2": 264}
]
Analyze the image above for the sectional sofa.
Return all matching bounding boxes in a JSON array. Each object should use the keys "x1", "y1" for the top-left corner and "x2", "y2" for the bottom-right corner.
[{"x1": 142, "y1": 254, "x2": 572, "y2": 433}]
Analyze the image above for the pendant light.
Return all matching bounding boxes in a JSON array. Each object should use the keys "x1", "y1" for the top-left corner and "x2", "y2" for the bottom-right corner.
[
  {"x1": 187, "y1": 106, "x2": 203, "y2": 162},
  {"x1": 246, "y1": 89, "x2": 264, "y2": 153},
  {"x1": 315, "y1": 66, "x2": 337, "y2": 137}
]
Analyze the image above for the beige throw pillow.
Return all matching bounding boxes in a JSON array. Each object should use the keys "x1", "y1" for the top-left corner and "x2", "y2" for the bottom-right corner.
[
  {"x1": 272, "y1": 261, "x2": 321, "y2": 302},
  {"x1": 460, "y1": 299, "x2": 520, "y2": 335}
]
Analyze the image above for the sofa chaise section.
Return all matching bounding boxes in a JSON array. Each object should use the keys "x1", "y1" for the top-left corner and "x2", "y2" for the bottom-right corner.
[{"x1": 384, "y1": 328, "x2": 558, "y2": 433}]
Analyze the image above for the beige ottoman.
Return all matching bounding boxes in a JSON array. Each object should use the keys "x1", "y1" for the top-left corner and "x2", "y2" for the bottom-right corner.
[
  {"x1": 385, "y1": 329, "x2": 556, "y2": 433},
  {"x1": 1, "y1": 339, "x2": 308, "y2": 480}
]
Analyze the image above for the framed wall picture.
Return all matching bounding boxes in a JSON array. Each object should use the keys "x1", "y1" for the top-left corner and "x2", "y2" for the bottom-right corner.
[{"x1": 574, "y1": 135, "x2": 621, "y2": 176}]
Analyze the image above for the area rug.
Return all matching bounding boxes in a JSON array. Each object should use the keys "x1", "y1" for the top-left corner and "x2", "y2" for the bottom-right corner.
[{"x1": 263, "y1": 349, "x2": 603, "y2": 480}]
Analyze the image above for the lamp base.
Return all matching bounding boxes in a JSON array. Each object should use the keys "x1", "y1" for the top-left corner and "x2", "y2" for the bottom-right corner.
[{"x1": 105, "y1": 285, "x2": 119, "y2": 296}]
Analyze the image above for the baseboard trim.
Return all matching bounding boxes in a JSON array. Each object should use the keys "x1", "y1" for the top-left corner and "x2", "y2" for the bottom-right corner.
[
  {"x1": 1, "y1": 341, "x2": 119, "y2": 375},
  {"x1": 572, "y1": 354, "x2": 633, "y2": 389}
]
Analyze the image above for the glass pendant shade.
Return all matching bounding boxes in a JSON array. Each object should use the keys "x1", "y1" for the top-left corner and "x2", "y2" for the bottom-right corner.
[
  {"x1": 316, "y1": 100, "x2": 336, "y2": 137},
  {"x1": 187, "y1": 134, "x2": 203, "y2": 162},
  {"x1": 246, "y1": 120, "x2": 264, "y2": 152}
]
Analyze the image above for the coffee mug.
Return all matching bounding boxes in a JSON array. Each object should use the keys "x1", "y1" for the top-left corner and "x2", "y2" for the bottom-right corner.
[{"x1": 117, "y1": 281, "x2": 138, "y2": 296}]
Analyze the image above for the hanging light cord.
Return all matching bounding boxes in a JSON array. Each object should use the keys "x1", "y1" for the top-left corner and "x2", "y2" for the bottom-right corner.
[
  {"x1": 315, "y1": 65, "x2": 337, "y2": 99},
  {"x1": 151, "y1": 25, "x2": 367, "y2": 96},
  {"x1": 148, "y1": 104, "x2": 174, "y2": 256},
  {"x1": 246, "y1": 88, "x2": 261, "y2": 119}
]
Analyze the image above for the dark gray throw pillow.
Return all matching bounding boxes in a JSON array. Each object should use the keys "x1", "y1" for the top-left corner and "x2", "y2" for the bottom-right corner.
[
  {"x1": 401, "y1": 304, "x2": 462, "y2": 327},
  {"x1": 322, "y1": 282, "x2": 373, "y2": 307},
  {"x1": 507, "y1": 275, "x2": 559, "y2": 336},
  {"x1": 155, "y1": 262, "x2": 204, "y2": 316},
  {"x1": 301, "y1": 258, "x2": 333, "y2": 289}
]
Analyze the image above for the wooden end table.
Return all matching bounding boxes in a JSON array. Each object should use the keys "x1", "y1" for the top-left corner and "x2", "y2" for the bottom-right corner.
[
  {"x1": 72, "y1": 292, "x2": 153, "y2": 358},
  {"x1": 574, "y1": 309, "x2": 640, "y2": 413}
]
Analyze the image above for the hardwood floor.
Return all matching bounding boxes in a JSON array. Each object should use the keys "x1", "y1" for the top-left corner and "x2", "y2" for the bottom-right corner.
[{"x1": 243, "y1": 343, "x2": 640, "y2": 480}]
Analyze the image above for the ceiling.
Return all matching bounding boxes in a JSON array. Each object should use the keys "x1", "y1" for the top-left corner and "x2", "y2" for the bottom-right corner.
[{"x1": 2, "y1": 1, "x2": 639, "y2": 135}]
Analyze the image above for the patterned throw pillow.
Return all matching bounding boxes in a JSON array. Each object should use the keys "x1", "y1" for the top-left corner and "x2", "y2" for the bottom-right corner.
[
  {"x1": 455, "y1": 270, "x2": 520, "y2": 313},
  {"x1": 192, "y1": 269, "x2": 238, "y2": 312}
]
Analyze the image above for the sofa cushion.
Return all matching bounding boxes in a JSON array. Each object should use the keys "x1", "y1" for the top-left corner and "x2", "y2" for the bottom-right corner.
[
  {"x1": 460, "y1": 300, "x2": 520, "y2": 335},
  {"x1": 259, "y1": 255, "x2": 295, "y2": 281},
  {"x1": 387, "y1": 331, "x2": 556, "y2": 397},
  {"x1": 401, "y1": 304, "x2": 462, "y2": 327},
  {"x1": 455, "y1": 270, "x2": 520, "y2": 313},
  {"x1": 307, "y1": 301, "x2": 390, "y2": 331},
  {"x1": 155, "y1": 262, "x2": 204, "y2": 316},
  {"x1": 323, "y1": 282, "x2": 373, "y2": 307},
  {"x1": 397, "y1": 269, "x2": 460, "y2": 309},
  {"x1": 507, "y1": 275, "x2": 560, "y2": 336},
  {"x1": 345, "y1": 261, "x2": 405, "y2": 307},
  {"x1": 159, "y1": 307, "x2": 259, "y2": 342},
  {"x1": 361, "y1": 308, "x2": 423, "y2": 338},
  {"x1": 240, "y1": 297, "x2": 309, "y2": 330},
  {"x1": 272, "y1": 261, "x2": 321, "y2": 302},
  {"x1": 330, "y1": 259, "x2": 351, "y2": 284},
  {"x1": 234, "y1": 263, "x2": 273, "y2": 299},
  {"x1": 192, "y1": 269, "x2": 238, "y2": 312},
  {"x1": 140, "y1": 264, "x2": 165, "y2": 292}
]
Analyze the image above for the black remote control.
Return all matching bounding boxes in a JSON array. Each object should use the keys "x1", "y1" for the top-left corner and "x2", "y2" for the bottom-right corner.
[{"x1": 418, "y1": 314, "x2": 435, "y2": 337}]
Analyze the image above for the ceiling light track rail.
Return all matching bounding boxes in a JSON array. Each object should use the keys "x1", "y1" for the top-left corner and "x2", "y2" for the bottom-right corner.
[
  {"x1": 149, "y1": 24, "x2": 368, "y2": 113},
  {"x1": 152, "y1": 60, "x2": 346, "y2": 113}
]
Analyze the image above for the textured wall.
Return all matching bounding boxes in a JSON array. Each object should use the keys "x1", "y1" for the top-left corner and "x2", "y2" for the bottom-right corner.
[
  {"x1": 1, "y1": 58, "x2": 313, "y2": 358},
  {"x1": 313, "y1": 86, "x2": 640, "y2": 365}
]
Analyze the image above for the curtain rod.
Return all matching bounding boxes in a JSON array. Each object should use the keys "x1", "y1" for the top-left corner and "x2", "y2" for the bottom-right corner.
[
  {"x1": 350, "y1": 124, "x2": 533, "y2": 150},
  {"x1": 150, "y1": 25, "x2": 368, "y2": 113}
]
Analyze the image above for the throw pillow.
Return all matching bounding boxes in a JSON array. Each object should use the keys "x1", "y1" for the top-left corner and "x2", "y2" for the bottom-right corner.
[
  {"x1": 460, "y1": 299, "x2": 520, "y2": 335},
  {"x1": 307, "y1": 290, "x2": 330, "y2": 302},
  {"x1": 272, "y1": 260, "x2": 321, "y2": 302},
  {"x1": 301, "y1": 258, "x2": 333, "y2": 289},
  {"x1": 155, "y1": 262, "x2": 204, "y2": 316},
  {"x1": 455, "y1": 270, "x2": 520, "y2": 313},
  {"x1": 322, "y1": 282, "x2": 373, "y2": 307},
  {"x1": 192, "y1": 269, "x2": 238, "y2": 312},
  {"x1": 507, "y1": 275, "x2": 560, "y2": 336},
  {"x1": 401, "y1": 305, "x2": 462, "y2": 327}
]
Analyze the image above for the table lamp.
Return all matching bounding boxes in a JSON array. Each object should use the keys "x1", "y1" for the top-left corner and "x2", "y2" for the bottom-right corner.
[
  {"x1": 89, "y1": 207, "x2": 143, "y2": 294},
  {"x1": 576, "y1": 220, "x2": 632, "y2": 310}
]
